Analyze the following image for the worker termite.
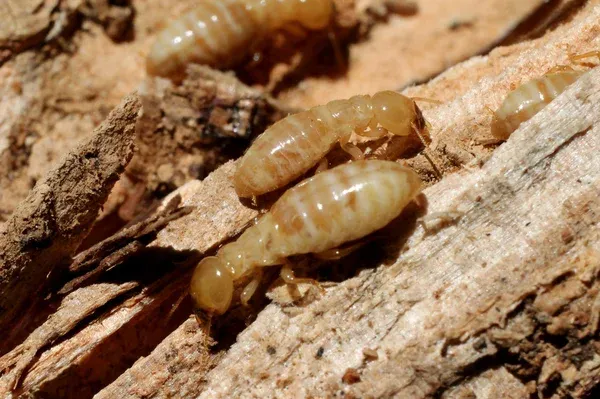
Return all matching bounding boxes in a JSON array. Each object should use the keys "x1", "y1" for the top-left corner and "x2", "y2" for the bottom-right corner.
[
  {"x1": 190, "y1": 160, "x2": 422, "y2": 315},
  {"x1": 234, "y1": 90, "x2": 432, "y2": 198},
  {"x1": 490, "y1": 51, "x2": 599, "y2": 141},
  {"x1": 146, "y1": 0, "x2": 334, "y2": 79}
]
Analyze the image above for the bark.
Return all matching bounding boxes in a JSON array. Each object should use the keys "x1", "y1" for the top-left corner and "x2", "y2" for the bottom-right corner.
[{"x1": 0, "y1": 94, "x2": 140, "y2": 348}]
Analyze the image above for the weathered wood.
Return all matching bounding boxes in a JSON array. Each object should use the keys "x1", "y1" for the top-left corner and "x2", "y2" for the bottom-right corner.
[
  {"x1": 90, "y1": 5, "x2": 600, "y2": 398},
  {"x1": 1, "y1": 1, "x2": 598, "y2": 398},
  {"x1": 0, "y1": 282, "x2": 138, "y2": 395},
  {"x1": 397, "y1": 0, "x2": 600, "y2": 181},
  {"x1": 94, "y1": 317, "x2": 215, "y2": 399},
  {"x1": 0, "y1": 94, "x2": 140, "y2": 349},
  {"x1": 196, "y1": 62, "x2": 600, "y2": 399},
  {"x1": 0, "y1": 166, "x2": 248, "y2": 398}
]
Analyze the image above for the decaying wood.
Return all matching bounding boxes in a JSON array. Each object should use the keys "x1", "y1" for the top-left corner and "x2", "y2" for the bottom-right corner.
[
  {"x1": 0, "y1": 94, "x2": 140, "y2": 351},
  {"x1": 59, "y1": 195, "x2": 192, "y2": 295},
  {"x1": 196, "y1": 59, "x2": 600, "y2": 399},
  {"x1": 0, "y1": 282, "x2": 138, "y2": 395},
  {"x1": 0, "y1": 0, "x2": 134, "y2": 64},
  {"x1": 498, "y1": 0, "x2": 588, "y2": 46},
  {"x1": 94, "y1": 317, "x2": 216, "y2": 399},
  {"x1": 442, "y1": 367, "x2": 532, "y2": 398},
  {"x1": 0, "y1": 166, "x2": 250, "y2": 398},
  {"x1": 94, "y1": 7, "x2": 600, "y2": 398},
  {"x1": 4, "y1": 271, "x2": 192, "y2": 398},
  {"x1": 107, "y1": 65, "x2": 290, "y2": 222},
  {"x1": 1, "y1": 1, "x2": 599, "y2": 398}
]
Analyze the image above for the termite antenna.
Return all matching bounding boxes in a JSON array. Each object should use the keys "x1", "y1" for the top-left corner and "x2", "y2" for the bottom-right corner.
[
  {"x1": 568, "y1": 50, "x2": 600, "y2": 64},
  {"x1": 411, "y1": 96, "x2": 443, "y2": 105},
  {"x1": 410, "y1": 102, "x2": 442, "y2": 179},
  {"x1": 327, "y1": 27, "x2": 345, "y2": 72},
  {"x1": 412, "y1": 123, "x2": 442, "y2": 179},
  {"x1": 482, "y1": 105, "x2": 497, "y2": 119}
]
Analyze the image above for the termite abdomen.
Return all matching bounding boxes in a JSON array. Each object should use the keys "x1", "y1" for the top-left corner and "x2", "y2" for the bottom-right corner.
[
  {"x1": 491, "y1": 70, "x2": 583, "y2": 140},
  {"x1": 234, "y1": 91, "x2": 426, "y2": 198},
  {"x1": 191, "y1": 160, "x2": 422, "y2": 315},
  {"x1": 146, "y1": 0, "x2": 334, "y2": 80}
]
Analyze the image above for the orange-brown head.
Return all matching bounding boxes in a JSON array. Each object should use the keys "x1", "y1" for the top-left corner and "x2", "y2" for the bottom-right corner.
[
  {"x1": 371, "y1": 91, "x2": 424, "y2": 137},
  {"x1": 190, "y1": 256, "x2": 234, "y2": 315}
]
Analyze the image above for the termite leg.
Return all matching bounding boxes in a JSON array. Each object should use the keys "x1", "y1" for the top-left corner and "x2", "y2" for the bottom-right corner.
[
  {"x1": 418, "y1": 211, "x2": 464, "y2": 234},
  {"x1": 240, "y1": 269, "x2": 264, "y2": 306},
  {"x1": 411, "y1": 121, "x2": 442, "y2": 179},
  {"x1": 314, "y1": 240, "x2": 368, "y2": 260},
  {"x1": 280, "y1": 262, "x2": 325, "y2": 294},
  {"x1": 165, "y1": 290, "x2": 188, "y2": 324},
  {"x1": 339, "y1": 128, "x2": 365, "y2": 160},
  {"x1": 315, "y1": 157, "x2": 329, "y2": 174},
  {"x1": 356, "y1": 123, "x2": 388, "y2": 139},
  {"x1": 546, "y1": 64, "x2": 575, "y2": 73},
  {"x1": 569, "y1": 50, "x2": 600, "y2": 64},
  {"x1": 328, "y1": 27, "x2": 345, "y2": 72},
  {"x1": 411, "y1": 96, "x2": 443, "y2": 105}
]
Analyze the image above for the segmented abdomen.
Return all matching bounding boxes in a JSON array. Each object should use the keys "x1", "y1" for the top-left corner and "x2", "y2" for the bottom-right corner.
[
  {"x1": 267, "y1": 160, "x2": 422, "y2": 256},
  {"x1": 234, "y1": 106, "x2": 339, "y2": 197},
  {"x1": 492, "y1": 70, "x2": 583, "y2": 139},
  {"x1": 146, "y1": 0, "x2": 261, "y2": 78}
]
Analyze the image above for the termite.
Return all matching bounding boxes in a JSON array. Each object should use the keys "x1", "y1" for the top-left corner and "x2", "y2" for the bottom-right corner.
[
  {"x1": 190, "y1": 160, "x2": 422, "y2": 315},
  {"x1": 234, "y1": 90, "x2": 431, "y2": 198},
  {"x1": 146, "y1": 0, "x2": 334, "y2": 79},
  {"x1": 490, "y1": 51, "x2": 599, "y2": 141}
]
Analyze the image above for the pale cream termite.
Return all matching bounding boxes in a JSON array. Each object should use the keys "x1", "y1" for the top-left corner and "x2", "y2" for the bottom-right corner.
[
  {"x1": 146, "y1": 0, "x2": 334, "y2": 79},
  {"x1": 234, "y1": 90, "x2": 428, "y2": 198},
  {"x1": 190, "y1": 160, "x2": 422, "y2": 315},
  {"x1": 491, "y1": 51, "x2": 599, "y2": 140}
]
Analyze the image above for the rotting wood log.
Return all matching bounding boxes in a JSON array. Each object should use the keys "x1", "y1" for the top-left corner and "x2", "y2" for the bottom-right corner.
[
  {"x1": 0, "y1": 94, "x2": 140, "y2": 351},
  {"x1": 196, "y1": 59, "x2": 600, "y2": 399},
  {"x1": 1, "y1": 1, "x2": 599, "y2": 398},
  {"x1": 106, "y1": 65, "x2": 291, "y2": 223},
  {"x1": 97, "y1": 8, "x2": 600, "y2": 398}
]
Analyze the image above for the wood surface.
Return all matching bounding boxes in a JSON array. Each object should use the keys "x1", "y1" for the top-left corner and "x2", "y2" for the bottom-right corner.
[{"x1": 0, "y1": 0, "x2": 598, "y2": 398}]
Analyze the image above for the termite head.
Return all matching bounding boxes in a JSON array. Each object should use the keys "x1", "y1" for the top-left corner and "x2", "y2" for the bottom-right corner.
[
  {"x1": 484, "y1": 105, "x2": 510, "y2": 141},
  {"x1": 190, "y1": 256, "x2": 234, "y2": 315},
  {"x1": 489, "y1": 113, "x2": 511, "y2": 141},
  {"x1": 371, "y1": 91, "x2": 424, "y2": 137}
]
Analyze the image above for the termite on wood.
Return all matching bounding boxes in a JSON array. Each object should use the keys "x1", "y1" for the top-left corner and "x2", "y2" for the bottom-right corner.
[
  {"x1": 190, "y1": 160, "x2": 422, "y2": 315},
  {"x1": 146, "y1": 0, "x2": 334, "y2": 79},
  {"x1": 234, "y1": 90, "x2": 430, "y2": 198},
  {"x1": 490, "y1": 51, "x2": 599, "y2": 141}
]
